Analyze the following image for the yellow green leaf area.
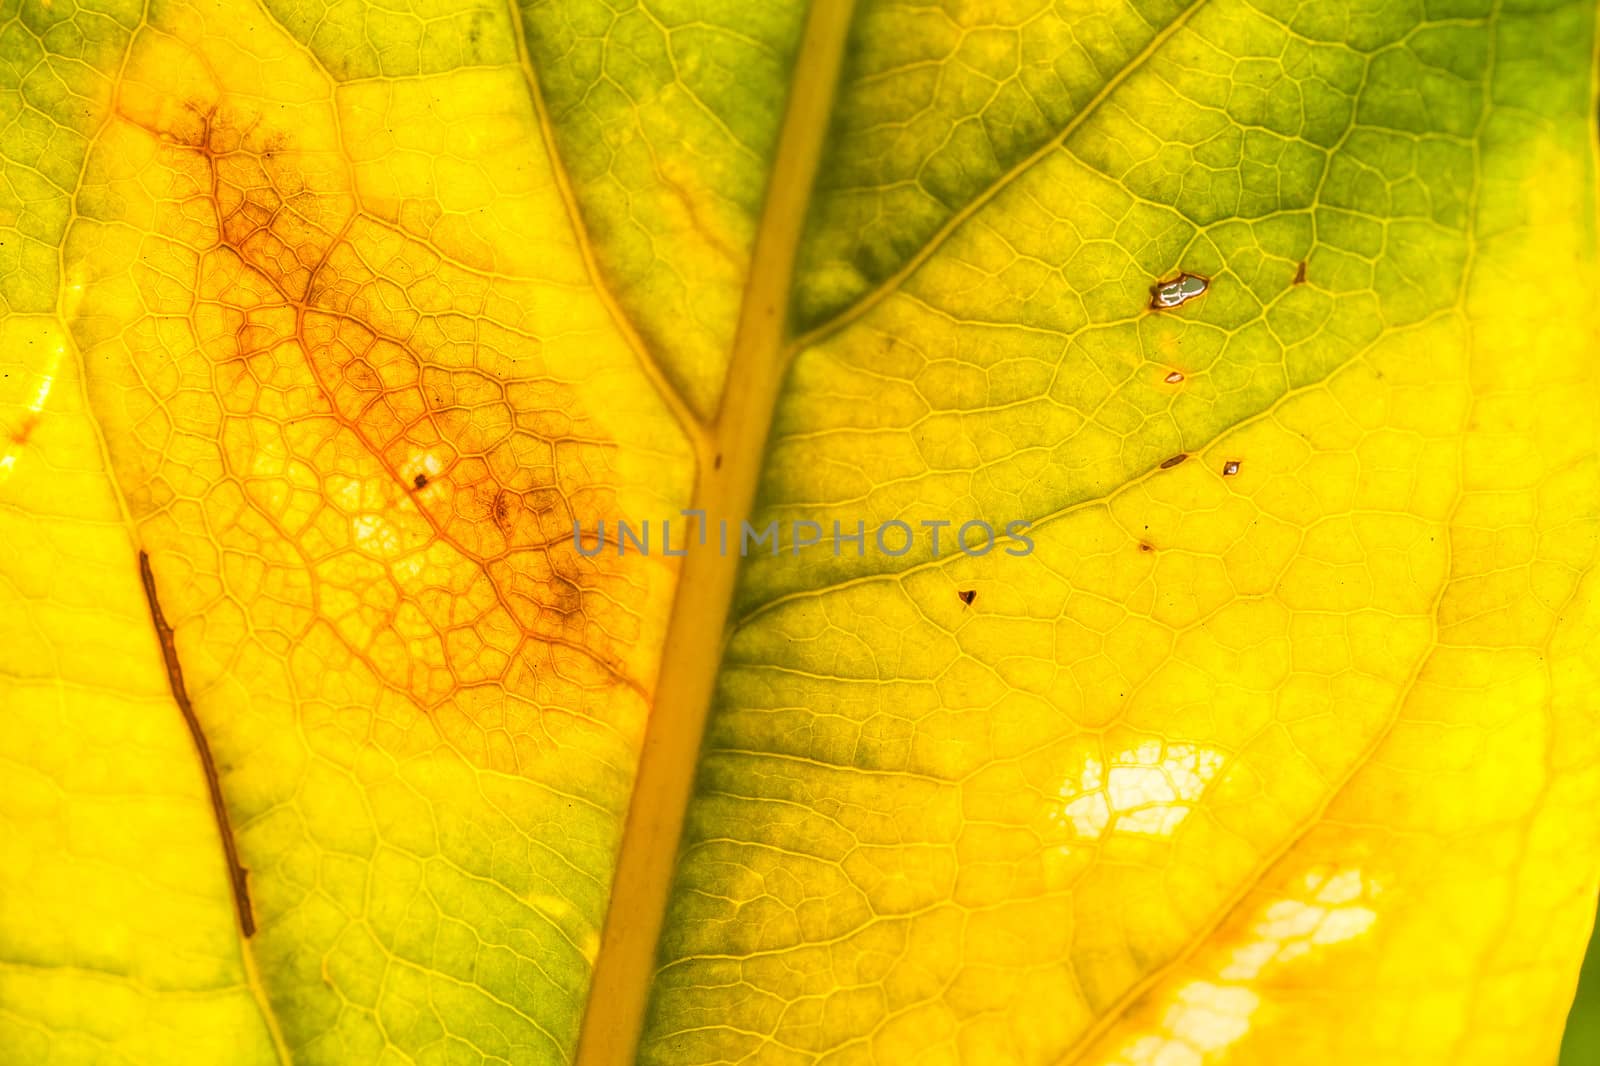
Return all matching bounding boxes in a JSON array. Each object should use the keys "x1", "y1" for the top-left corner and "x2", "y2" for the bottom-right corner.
[
  {"x1": 2, "y1": 0, "x2": 696, "y2": 1061},
  {"x1": 0, "y1": 3, "x2": 1597, "y2": 1066}
]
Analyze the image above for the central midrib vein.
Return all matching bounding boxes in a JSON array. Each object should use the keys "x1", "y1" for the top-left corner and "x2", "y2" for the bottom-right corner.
[{"x1": 572, "y1": 3, "x2": 858, "y2": 1063}]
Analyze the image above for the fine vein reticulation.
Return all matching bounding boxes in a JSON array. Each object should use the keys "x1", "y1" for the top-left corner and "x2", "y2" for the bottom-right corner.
[{"x1": 4, "y1": 0, "x2": 1598, "y2": 1064}]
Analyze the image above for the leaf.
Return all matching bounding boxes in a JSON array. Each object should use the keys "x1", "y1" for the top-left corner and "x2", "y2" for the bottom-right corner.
[{"x1": 1, "y1": 1, "x2": 1597, "y2": 1065}]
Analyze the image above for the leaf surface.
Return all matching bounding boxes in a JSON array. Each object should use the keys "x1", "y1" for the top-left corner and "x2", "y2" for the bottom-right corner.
[{"x1": 1, "y1": 1, "x2": 1598, "y2": 1065}]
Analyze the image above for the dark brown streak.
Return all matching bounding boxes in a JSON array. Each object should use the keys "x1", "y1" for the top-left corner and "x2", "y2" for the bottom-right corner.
[{"x1": 138, "y1": 550, "x2": 257, "y2": 937}]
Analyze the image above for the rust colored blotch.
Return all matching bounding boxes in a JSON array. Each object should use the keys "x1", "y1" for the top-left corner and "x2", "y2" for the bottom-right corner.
[
  {"x1": 413, "y1": 473, "x2": 428, "y2": 489},
  {"x1": 1222, "y1": 460, "x2": 1241, "y2": 476},
  {"x1": 1164, "y1": 370, "x2": 1184, "y2": 384},
  {"x1": 958, "y1": 589, "x2": 977, "y2": 607},
  {"x1": 1160, "y1": 453, "x2": 1188, "y2": 469},
  {"x1": 714, "y1": 453, "x2": 723, "y2": 471},
  {"x1": 10, "y1": 413, "x2": 39, "y2": 447},
  {"x1": 1139, "y1": 542, "x2": 1154, "y2": 553},
  {"x1": 1293, "y1": 261, "x2": 1308, "y2": 285}
]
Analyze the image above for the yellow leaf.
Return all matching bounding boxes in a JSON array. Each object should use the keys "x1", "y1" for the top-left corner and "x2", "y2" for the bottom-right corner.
[{"x1": 1, "y1": 0, "x2": 1597, "y2": 1065}]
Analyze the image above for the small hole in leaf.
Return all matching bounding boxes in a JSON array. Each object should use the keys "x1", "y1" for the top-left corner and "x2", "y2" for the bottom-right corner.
[{"x1": 1150, "y1": 273, "x2": 1208, "y2": 310}]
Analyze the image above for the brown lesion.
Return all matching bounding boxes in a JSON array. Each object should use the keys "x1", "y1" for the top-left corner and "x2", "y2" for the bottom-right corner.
[
  {"x1": 7, "y1": 413, "x2": 39, "y2": 449},
  {"x1": 491, "y1": 488, "x2": 514, "y2": 532},
  {"x1": 121, "y1": 96, "x2": 649, "y2": 713},
  {"x1": 138, "y1": 550, "x2": 256, "y2": 938}
]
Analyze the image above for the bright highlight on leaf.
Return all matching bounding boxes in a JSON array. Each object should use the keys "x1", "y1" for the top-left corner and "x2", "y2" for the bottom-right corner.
[
  {"x1": 1, "y1": 0, "x2": 1597, "y2": 1065},
  {"x1": 1052, "y1": 741, "x2": 1226, "y2": 842},
  {"x1": 1150, "y1": 274, "x2": 1209, "y2": 310}
]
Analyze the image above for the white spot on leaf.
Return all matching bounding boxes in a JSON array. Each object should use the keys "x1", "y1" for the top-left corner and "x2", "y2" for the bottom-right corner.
[
  {"x1": 1110, "y1": 866, "x2": 1379, "y2": 1064},
  {"x1": 1052, "y1": 742, "x2": 1225, "y2": 842}
]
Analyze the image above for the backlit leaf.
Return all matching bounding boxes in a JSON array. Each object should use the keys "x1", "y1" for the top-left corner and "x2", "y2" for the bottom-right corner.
[{"x1": 1, "y1": 0, "x2": 1597, "y2": 1065}]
